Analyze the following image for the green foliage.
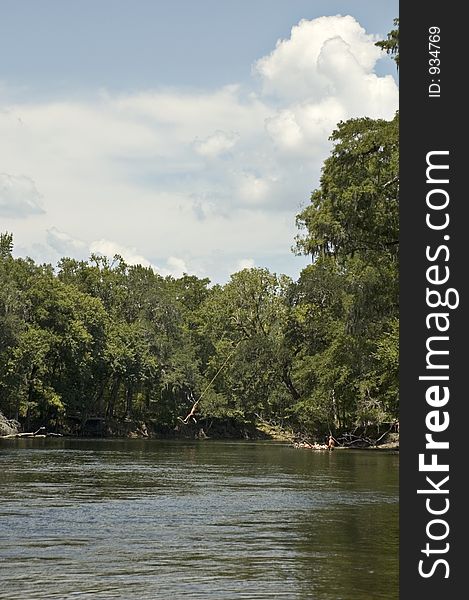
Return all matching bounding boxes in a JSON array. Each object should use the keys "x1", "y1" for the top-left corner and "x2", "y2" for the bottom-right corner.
[
  {"x1": 295, "y1": 113, "x2": 399, "y2": 261},
  {"x1": 0, "y1": 102, "x2": 399, "y2": 437},
  {"x1": 375, "y1": 18, "x2": 399, "y2": 68},
  {"x1": 292, "y1": 110, "x2": 399, "y2": 432},
  {"x1": 197, "y1": 268, "x2": 297, "y2": 423},
  {"x1": 0, "y1": 232, "x2": 14, "y2": 259}
]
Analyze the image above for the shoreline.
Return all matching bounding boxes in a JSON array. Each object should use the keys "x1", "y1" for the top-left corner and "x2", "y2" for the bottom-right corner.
[{"x1": 0, "y1": 432, "x2": 400, "y2": 452}]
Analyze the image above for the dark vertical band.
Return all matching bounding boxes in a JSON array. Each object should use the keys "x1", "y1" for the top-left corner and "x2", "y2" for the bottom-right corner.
[{"x1": 400, "y1": 3, "x2": 465, "y2": 595}]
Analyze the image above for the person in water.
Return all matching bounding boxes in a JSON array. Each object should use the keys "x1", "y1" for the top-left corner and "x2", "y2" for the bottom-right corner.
[{"x1": 327, "y1": 435, "x2": 335, "y2": 450}]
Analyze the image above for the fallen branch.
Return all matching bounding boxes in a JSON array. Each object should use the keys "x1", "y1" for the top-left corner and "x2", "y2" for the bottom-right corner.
[
  {"x1": 373, "y1": 422, "x2": 396, "y2": 446},
  {"x1": 337, "y1": 433, "x2": 374, "y2": 447},
  {"x1": 2, "y1": 427, "x2": 46, "y2": 439},
  {"x1": 1, "y1": 427, "x2": 63, "y2": 439}
]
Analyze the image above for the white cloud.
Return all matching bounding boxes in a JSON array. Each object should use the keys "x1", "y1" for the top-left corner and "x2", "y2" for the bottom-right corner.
[
  {"x1": 89, "y1": 240, "x2": 192, "y2": 278},
  {"x1": 255, "y1": 15, "x2": 382, "y2": 101},
  {"x1": 165, "y1": 256, "x2": 188, "y2": 278},
  {"x1": 265, "y1": 110, "x2": 303, "y2": 149},
  {"x1": 46, "y1": 226, "x2": 87, "y2": 258},
  {"x1": 45, "y1": 229, "x2": 192, "y2": 278},
  {"x1": 255, "y1": 15, "x2": 397, "y2": 154},
  {"x1": 0, "y1": 15, "x2": 398, "y2": 283},
  {"x1": 0, "y1": 173, "x2": 45, "y2": 218},
  {"x1": 89, "y1": 239, "x2": 156, "y2": 269},
  {"x1": 194, "y1": 130, "x2": 239, "y2": 158},
  {"x1": 238, "y1": 173, "x2": 270, "y2": 205},
  {"x1": 236, "y1": 258, "x2": 256, "y2": 271}
]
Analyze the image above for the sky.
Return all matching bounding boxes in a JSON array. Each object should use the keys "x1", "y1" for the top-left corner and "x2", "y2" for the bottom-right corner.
[{"x1": 0, "y1": 0, "x2": 399, "y2": 283}]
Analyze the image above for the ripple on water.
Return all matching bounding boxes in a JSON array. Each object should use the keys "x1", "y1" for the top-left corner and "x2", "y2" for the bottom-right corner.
[{"x1": 0, "y1": 439, "x2": 398, "y2": 600}]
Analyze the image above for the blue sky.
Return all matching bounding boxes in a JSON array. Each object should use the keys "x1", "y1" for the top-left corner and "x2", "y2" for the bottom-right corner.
[{"x1": 0, "y1": 0, "x2": 398, "y2": 282}]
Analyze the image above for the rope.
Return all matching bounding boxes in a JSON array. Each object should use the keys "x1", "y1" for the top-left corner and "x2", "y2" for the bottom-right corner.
[
  {"x1": 177, "y1": 338, "x2": 245, "y2": 424},
  {"x1": 198, "y1": 338, "x2": 244, "y2": 402}
]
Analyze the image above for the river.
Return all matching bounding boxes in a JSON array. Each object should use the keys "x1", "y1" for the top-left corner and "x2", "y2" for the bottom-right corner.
[{"x1": 0, "y1": 439, "x2": 398, "y2": 599}]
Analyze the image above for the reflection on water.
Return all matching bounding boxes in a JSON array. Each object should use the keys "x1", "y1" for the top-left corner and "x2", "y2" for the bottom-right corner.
[{"x1": 0, "y1": 439, "x2": 398, "y2": 599}]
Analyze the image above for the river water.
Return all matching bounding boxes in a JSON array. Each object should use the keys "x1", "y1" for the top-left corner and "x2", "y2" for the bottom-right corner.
[{"x1": 0, "y1": 439, "x2": 398, "y2": 599}]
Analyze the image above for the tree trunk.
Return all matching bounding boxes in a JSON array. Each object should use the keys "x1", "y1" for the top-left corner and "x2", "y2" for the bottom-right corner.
[
  {"x1": 282, "y1": 368, "x2": 300, "y2": 401},
  {"x1": 125, "y1": 385, "x2": 134, "y2": 418},
  {"x1": 25, "y1": 365, "x2": 38, "y2": 431},
  {"x1": 106, "y1": 377, "x2": 120, "y2": 418}
]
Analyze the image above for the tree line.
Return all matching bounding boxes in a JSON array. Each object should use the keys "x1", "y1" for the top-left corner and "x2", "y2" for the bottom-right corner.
[
  {"x1": 0, "y1": 106, "x2": 398, "y2": 438},
  {"x1": 1, "y1": 20, "x2": 400, "y2": 438}
]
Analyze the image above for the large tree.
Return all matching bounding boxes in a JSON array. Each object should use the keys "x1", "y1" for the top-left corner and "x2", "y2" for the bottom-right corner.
[{"x1": 292, "y1": 110, "x2": 399, "y2": 432}]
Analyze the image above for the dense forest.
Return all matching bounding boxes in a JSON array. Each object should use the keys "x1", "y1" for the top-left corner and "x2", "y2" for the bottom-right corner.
[{"x1": 0, "y1": 27, "x2": 399, "y2": 441}]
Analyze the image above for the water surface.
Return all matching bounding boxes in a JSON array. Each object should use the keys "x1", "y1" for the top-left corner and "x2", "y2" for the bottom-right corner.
[{"x1": 0, "y1": 439, "x2": 398, "y2": 599}]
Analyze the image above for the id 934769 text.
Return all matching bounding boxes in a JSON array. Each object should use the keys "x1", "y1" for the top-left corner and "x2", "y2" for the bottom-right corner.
[{"x1": 428, "y1": 26, "x2": 441, "y2": 98}]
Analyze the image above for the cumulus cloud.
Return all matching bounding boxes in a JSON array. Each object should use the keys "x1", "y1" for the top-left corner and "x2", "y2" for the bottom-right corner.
[
  {"x1": 0, "y1": 173, "x2": 45, "y2": 218},
  {"x1": 89, "y1": 240, "x2": 192, "y2": 278},
  {"x1": 46, "y1": 226, "x2": 87, "y2": 258},
  {"x1": 194, "y1": 130, "x2": 239, "y2": 158},
  {"x1": 45, "y1": 232, "x2": 190, "y2": 278},
  {"x1": 236, "y1": 258, "x2": 256, "y2": 271},
  {"x1": 257, "y1": 15, "x2": 397, "y2": 159},
  {"x1": 165, "y1": 256, "x2": 188, "y2": 278},
  {"x1": 1, "y1": 15, "x2": 398, "y2": 282},
  {"x1": 255, "y1": 15, "x2": 382, "y2": 100},
  {"x1": 89, "y1": 239, "x2": 155, "y2": 269},
  {"x1": 238, "y1": 173, "x2": 270, "y2": 205},
  {"x1": 45, "y1": 228, "x2": 156, "y2": 270},
  {"x1": 265, "y1": 110, "x2": 303, "y2": 149}
]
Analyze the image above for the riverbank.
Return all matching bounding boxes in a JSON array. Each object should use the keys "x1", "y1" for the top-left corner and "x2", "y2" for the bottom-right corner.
[{"x1": 1, "y1": 410, "x2": 399, "y2": 451}]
